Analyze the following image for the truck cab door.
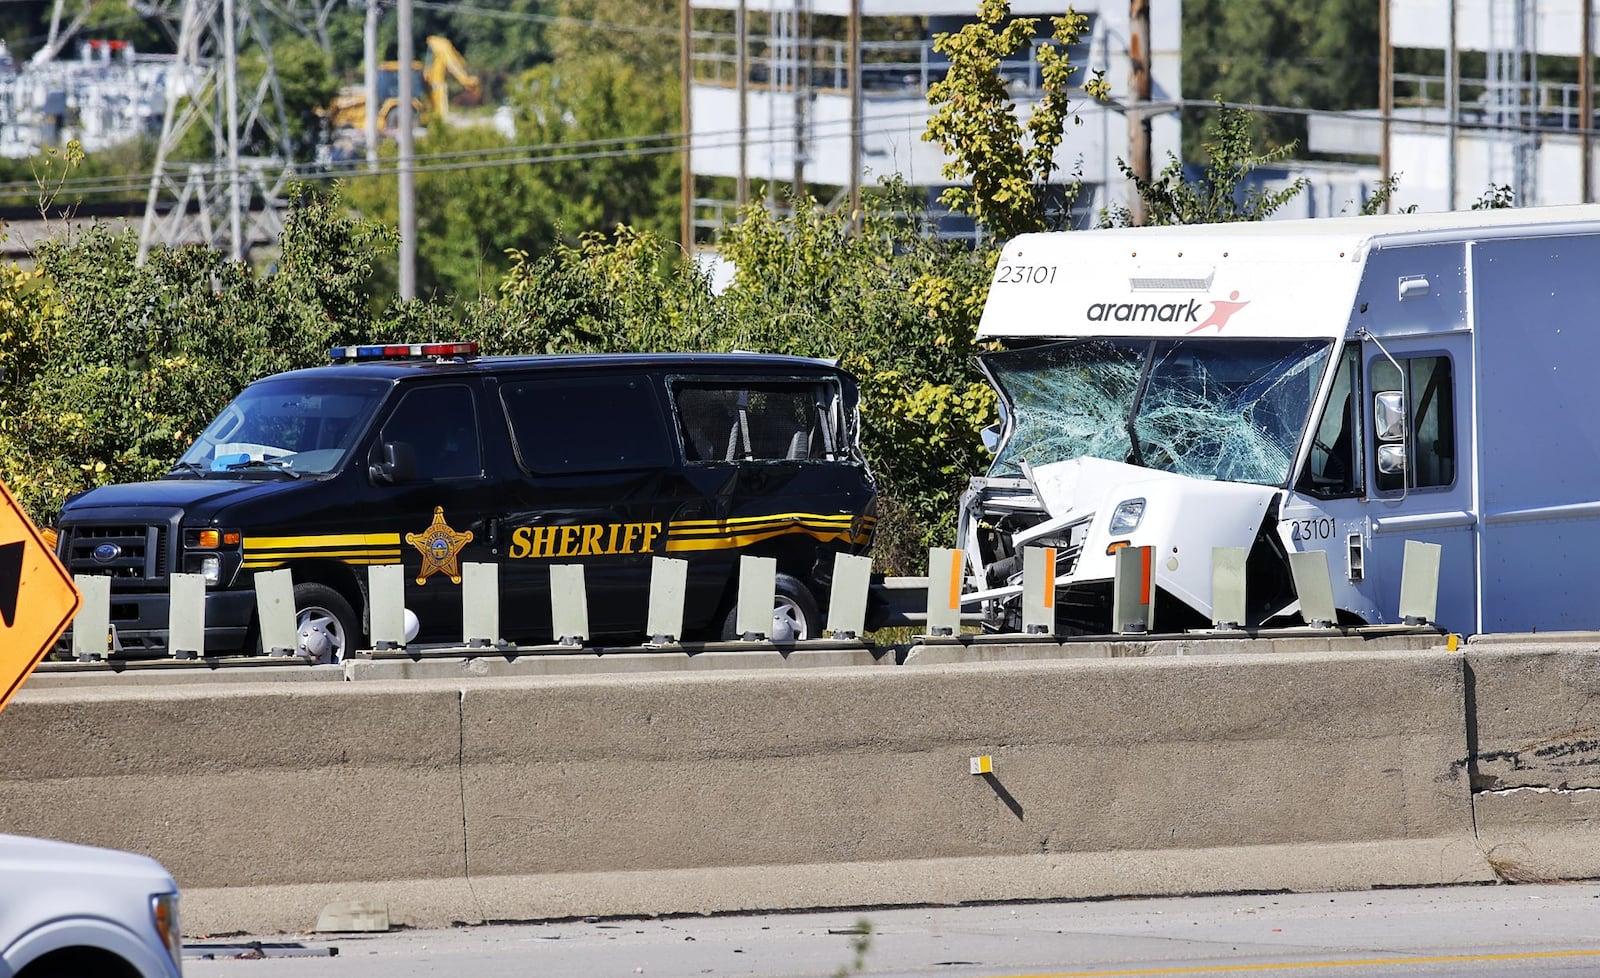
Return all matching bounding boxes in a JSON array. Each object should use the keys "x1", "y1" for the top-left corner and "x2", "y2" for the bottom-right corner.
[{"x1": 1361, "y1": 334, "x2": 1477, "y2": 631}]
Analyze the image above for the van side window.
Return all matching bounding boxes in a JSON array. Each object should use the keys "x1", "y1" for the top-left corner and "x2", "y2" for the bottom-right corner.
[
  {"x1": 1295, "y1": 344, "x2": 1362, "y2": 498},
  {"x1": 502, "y1": 375, "x2": 673, "y2": 473},
  {"x1": 1372, "y1": 355, "x2": 1456, "y2": 492},
  {"x1": 673, "y1": 380, "x2": 840, "y2": 462},
  {"x1": 379, "y1": 385, "x2": 481, "y2": 480}
]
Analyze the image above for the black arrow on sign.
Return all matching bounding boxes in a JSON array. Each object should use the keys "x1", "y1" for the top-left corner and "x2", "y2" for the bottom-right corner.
[{"x1": 0, "y1": 540, "x2": 21, "y2": 627}]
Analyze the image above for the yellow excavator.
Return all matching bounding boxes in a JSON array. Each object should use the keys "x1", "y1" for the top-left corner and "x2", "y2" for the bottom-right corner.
[{"x1": 327, "y1": 35, "x2": 482, "y2": 133}]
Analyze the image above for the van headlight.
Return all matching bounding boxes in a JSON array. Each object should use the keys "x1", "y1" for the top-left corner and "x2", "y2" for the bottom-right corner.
[{"x1": 1108, "y1": 498, "x2": 1146, "y2": 535}]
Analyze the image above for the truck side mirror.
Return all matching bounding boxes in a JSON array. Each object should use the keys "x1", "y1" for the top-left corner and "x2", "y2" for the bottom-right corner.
[
  {"x1": 980, "y1": 422, "x2": 1001, "y2": 453},
  {"x1": 1377, "y1": 443, "x2": 1407, "y2": 475},
  {"x1": 1373, "y1": 391, "x2": 1407, "y2": 442},
  {"x1": 370, "y1": 441, "x2": 417, "y2": 485}
]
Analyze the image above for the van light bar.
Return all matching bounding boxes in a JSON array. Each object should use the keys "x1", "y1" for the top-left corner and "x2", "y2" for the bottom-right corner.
[{"x1": 329, "y1": 341, "x2": 479, "y2": 362}]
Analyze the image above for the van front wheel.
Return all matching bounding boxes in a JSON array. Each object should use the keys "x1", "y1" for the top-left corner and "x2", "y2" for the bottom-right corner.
[{"x1": 720, "y1": 573, "x2": 822, "y2": 642}]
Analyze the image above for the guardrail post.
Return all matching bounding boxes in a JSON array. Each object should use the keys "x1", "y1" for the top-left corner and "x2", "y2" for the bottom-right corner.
[
  {"x1": 71, "y1": 574, "x2": 111, "y2": 661},
  {"x1": 167, "y1": 572, "x2": 205, "y2": 658},
  {"x1": 735, "y1": 554, "x2": 778, "y2": 641},
  {"x1": 255, "y1": 568, "x2": 300, "y2": 655},
  {"x1": 1112, "y1": 545, "x2": 1153, "y2": 634},
  {"x1": 924, "y1": 547, "x2": 964, "y2": 637},
  {"x1": 1399, "y1": 540, "x2": 1442, "y2": 625},
  {"x1": 646, "y1": 556, "x2": 688, "y2": 645},
  {"x1": 1020, "y1": 546, "x2": 1056, "y2": 636},
  {"x1": 1210, "y1": 547, "x2": 1248, "y2": 630},
  {"x1": 462, "y1": 561, "x2": 502, "y2": 648},
  {"x1": 1287, "y1": 550, "x2": 1337, "y2": 628},
  {"x1": 368, "y1": 564, "x2": 407, "y2": 650},
  {"x1": 549, "y1": 564, "x2": 589, "y2": 647},
  {"x1": 826, "y1": 552, "x2": 872, "y2": 640}
]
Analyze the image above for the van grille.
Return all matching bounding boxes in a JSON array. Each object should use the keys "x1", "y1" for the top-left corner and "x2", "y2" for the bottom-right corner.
[{"x1": 61, "y1": 524, "x2": 168, "y2": 582}]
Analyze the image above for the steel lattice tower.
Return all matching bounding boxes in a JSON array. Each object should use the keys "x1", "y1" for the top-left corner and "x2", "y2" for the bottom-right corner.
[{"x1": 136, "y1": 0, "x2": 343, "y2": 262}]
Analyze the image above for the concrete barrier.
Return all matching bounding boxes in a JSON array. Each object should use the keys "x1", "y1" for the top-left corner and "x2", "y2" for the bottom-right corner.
[
  {"x1": 1463, "y1": 638, "x2": 1600, "y2": 883},
  {"x1": 0, "y1": 641, "x2": 1514, "y2": 935}
]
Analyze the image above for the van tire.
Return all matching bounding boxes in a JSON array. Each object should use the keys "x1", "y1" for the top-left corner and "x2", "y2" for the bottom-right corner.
[
  {"x1": 720, "y1": 573, "x2": 822, "y2": 642},
  {"x1": 255, "y1": 582, "x2": 361, "y2": 663}
]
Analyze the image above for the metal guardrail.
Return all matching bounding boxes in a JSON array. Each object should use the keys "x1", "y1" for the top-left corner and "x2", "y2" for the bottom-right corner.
[{"x1": 62, "y1": 540, "x2": 1447, "y2": 664}]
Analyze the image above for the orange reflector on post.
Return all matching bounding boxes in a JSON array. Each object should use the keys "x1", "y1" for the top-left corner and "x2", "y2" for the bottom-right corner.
[
  {"x1": 947, "y1": 548, "x2": 964, "y2": 611},
  {"x1": 1041, "y1": 547, "x2": 1055, "y2": 610}
]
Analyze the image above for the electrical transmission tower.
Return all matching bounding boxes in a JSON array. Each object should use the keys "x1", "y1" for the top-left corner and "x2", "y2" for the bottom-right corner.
[{"x1": 136, "y1": 0, "x2": 343, "y2": 262}]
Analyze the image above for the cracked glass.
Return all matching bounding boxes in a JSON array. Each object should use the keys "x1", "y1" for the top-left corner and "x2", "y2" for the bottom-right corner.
[{"x1": 982, "y1": 337, "x2": 1333, "y2": 487}]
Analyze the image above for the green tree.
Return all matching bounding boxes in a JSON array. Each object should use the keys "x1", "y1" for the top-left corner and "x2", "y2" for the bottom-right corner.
[
  {"x1": 1182, "y1": 0, "x2": 1379, "y2": 162},
  {"x1": 0, "y1": 183, "x2": 399, "y2": 523},
  {"x1": 1104, "y1": 98, "x2": 1307, "y2": 225},
  {"x1": 923, "y1": 0, "x2": 1107, "y2": 240}
]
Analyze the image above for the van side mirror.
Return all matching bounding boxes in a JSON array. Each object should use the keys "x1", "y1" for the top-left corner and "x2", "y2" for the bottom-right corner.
[{"x1": 370, "y1": 441, "x2": 417, "y2": 485}]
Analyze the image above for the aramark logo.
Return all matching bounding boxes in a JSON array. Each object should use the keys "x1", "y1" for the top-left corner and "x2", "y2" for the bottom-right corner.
[{"x1": 1085, "y1": 291, "x2": 1251, "y2": 333}]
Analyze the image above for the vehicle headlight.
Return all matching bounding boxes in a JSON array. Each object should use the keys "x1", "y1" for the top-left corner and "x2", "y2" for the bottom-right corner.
[
  {"x1": 151, "y1": 891, "x2": 182, "y2": 971},
  {"x1": 1108, "y1": 498, "x2": 1146, "y2": 535}
]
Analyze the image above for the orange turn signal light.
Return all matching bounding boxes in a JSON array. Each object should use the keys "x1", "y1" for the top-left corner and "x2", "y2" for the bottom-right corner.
[{"x1": 1106, "y1": 540, "x2": 1131, "y2": 555}]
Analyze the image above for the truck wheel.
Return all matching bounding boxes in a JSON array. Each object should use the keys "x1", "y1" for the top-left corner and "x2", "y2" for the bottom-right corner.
[
  {"x1": 720, "y1": 573, "x2": 822, "y2": 641},
  {"x1": 256, "y1": 583, "x2": 361, "y2": 662}
]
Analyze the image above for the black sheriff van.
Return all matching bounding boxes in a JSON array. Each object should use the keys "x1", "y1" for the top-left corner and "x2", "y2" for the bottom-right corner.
[{"x1": 54, "y1": 343, "x2": 878, "y2": 657}]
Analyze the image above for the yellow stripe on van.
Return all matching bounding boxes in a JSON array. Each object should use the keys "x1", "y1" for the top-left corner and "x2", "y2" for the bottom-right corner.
[
  {"x1": 246, "y1": 532, "x2": 402, "y2": 549},
  {"x1": 663, "y1": 514, "x2": 875, "y2": 552}
]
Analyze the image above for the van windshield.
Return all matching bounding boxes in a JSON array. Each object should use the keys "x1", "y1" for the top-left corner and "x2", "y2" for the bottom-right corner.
[
  {"x1": 172, "y1": 377, "x2": 389, "y2": 477},
  {"x1": 982, "y1": 337, "x2": 1333, "y2": 486}
]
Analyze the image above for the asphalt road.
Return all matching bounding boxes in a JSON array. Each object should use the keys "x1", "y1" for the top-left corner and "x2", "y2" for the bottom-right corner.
[{"x1": 182, "y1": 882, "x2": 1600, "y2": 977}]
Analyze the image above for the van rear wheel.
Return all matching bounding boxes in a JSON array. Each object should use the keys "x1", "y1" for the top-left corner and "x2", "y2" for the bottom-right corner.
[
  {"x1": 255, "y1": 583, "x2": 361, "y2": 663},
  {"x1": 720, "y1": 573, "x2": 822, "y2": 642}
]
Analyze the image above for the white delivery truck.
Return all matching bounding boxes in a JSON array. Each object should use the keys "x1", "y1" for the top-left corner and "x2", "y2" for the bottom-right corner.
[{"x1": 959, "y1": 204, "x2": 1600, "y2": 638}]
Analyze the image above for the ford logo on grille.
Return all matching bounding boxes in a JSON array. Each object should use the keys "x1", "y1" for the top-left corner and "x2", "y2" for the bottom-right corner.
[{"x1": 91, "y1": 543, "x2": 122, "y2": 564}]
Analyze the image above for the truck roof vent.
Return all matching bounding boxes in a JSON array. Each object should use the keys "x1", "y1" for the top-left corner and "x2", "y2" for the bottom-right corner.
[{"x1": 1129, "y1": 274, "x2": 1214, "y2": 292}]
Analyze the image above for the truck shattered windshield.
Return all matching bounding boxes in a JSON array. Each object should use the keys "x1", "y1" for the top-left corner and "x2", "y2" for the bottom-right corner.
[{"x1": 982, "y1": 338, "x2": 1333, "y2": 486}]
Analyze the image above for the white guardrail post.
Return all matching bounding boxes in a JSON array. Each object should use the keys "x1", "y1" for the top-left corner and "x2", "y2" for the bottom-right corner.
[
  {"x1": 825, "y1": 552, "x2": 872, "y2": 640},
  {"x1": 462, "y1": 561, "x2": 503, "y2": 648},
  {"x1": 549, "y1": 564, "x2": 589, "y2": 648},
  {"x1": 646, "y1": 556, "x2": 688, "y2": 646},
  {"x1": 735, "y1": 555, "x2": 778, "y2": 641},
  {"x1": 1112, "y1": 545, "x2": 1153, "y2": 634},
  {"x1": 368, "y1": 563, "x2": 407, "y2": 651},
  {"x1": 1210, "y1": 547, "x2": 1247, "y2": 630},
  {"x1": 1399, "y1": 540, "x2": 1442, "y2": 625},
  {"x1": 167, "y1": 572, "x2": 205, "y2": 658},
  {"x1": 254, "y1": 568, "x2": 300, "y2": 655},
  {"x1": 924, "y1": 547, "x2": 964, "y2": 637},
  {"x1": 1287, "y1": 550, "x2": 1337, "y2": 628},
  {"x1": 1020, "y1": 546, "x2": 1056, "y2": 636},
  {"x1": 71, "y1": 574, "x2": 111, "y2": 661}
]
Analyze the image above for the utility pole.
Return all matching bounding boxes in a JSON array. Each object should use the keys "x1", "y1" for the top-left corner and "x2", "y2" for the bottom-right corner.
[
  {"x1": 736, "y1": 0, "x2": 748, "y2": 208},
  {"x1": 681, "y1": 0, "x2": 694, "y2": 251},
  {"x1": 1379, "y1": 0, "x2": 1392, "y2": 213},
  {"x1": 1127, "y1": 0, "x2": 1151, "y2": 226},
  {"x1": 1583, "y1": 0, "x2": 1594, "y2": 202},
  {"x1": 847, "y1": 0, "x2": 861, "y2": 226},
  {"x1": 364, "y1": 0, "x2": 379, "y2": 171},
  {"x1": 397, "y1": 0, "x2": 416, "y2": 299}
]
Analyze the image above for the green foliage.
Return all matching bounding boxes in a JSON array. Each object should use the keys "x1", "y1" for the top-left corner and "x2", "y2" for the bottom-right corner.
[
  {"x1": 1473, "y1": 184, "x2": 1516, "y2": 210},
  {"x1": 923, "y1": 0, "x2": 1107, "y2": 240},
  {"x1": 1359, "y1": 174, "x2": 1410, "y2": 216},
  {"x1": 462, "y1": 183, "x2": 998, "y2": 571},
  {"x1": 345, "y1": 51, "x2": 679, "y2": 303},
  {"x1": 0, "y1": 183, "x2": 397, "y2": 523},
  {"x1": 1103, "y1": 99, "x2": 1308, "y2": 225},
  {"x1": 1183, "y1": 0, "x2": 1379, "y2": 162}
]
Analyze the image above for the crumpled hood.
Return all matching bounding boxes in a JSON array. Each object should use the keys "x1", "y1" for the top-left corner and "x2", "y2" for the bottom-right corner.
[{"x1": 1022, "y1": 456, "x2": 1199, "y2": 524}]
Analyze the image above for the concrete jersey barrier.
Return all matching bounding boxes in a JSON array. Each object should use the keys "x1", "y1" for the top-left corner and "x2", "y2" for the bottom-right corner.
[{"x1": 7, "y1": 638, "x2": 1560, "y2": 934}]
